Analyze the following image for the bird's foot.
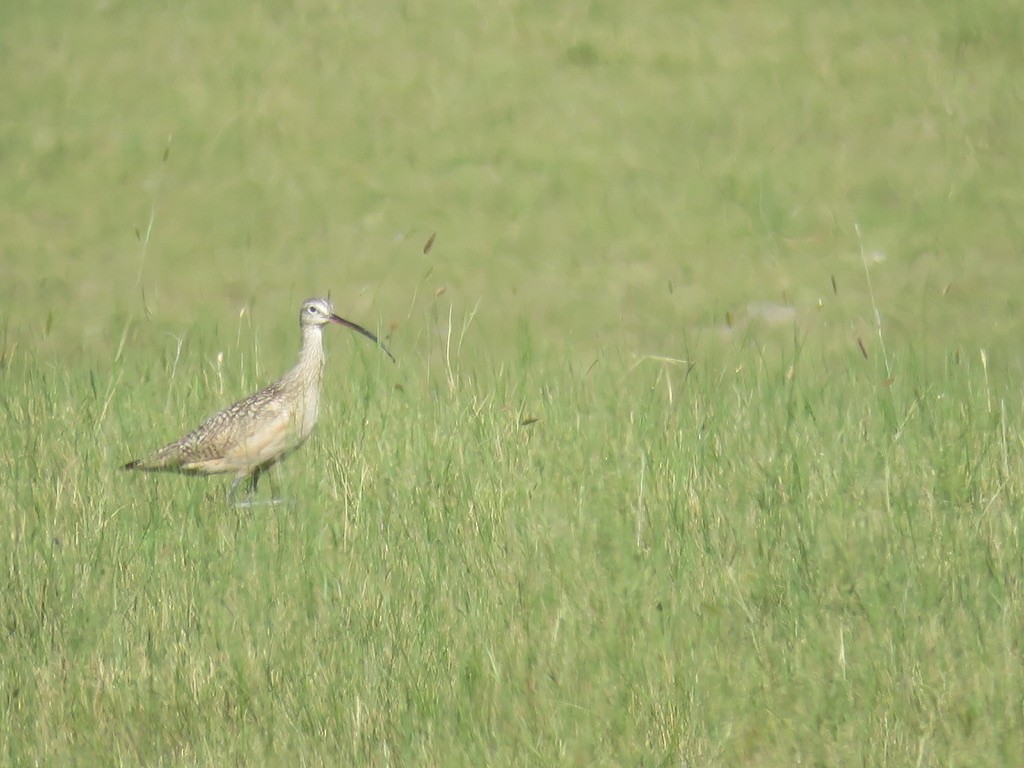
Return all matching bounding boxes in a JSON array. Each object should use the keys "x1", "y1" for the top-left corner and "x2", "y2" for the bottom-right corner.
[{"x1": 233, "y1": 497, "x2": 291, "y2": 509}]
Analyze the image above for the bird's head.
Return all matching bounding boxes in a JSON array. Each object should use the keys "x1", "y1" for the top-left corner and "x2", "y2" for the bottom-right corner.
[{"x1": 300, "y1": 297, "x2": 395, "y2": 362}]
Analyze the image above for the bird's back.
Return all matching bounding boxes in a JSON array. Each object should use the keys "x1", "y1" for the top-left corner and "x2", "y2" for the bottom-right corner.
[{"x1": 125, "y1": 379, "x2": 300, "y2": 475}]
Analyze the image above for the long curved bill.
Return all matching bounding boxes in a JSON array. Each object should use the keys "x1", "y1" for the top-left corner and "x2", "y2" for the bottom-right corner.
[{"x1": 330, "y1": 313, "x2": 396, "y2": 363}]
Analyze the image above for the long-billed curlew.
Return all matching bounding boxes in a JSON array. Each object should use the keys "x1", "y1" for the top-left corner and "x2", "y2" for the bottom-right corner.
[{"x1": 123, "y1": 297, "x2": 394, "y2": 499}]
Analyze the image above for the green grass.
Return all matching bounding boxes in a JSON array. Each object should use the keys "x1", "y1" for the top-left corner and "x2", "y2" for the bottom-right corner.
[
  {"x1": 3, "y1": 0, "x2": 1024, "y2": 765},
  {"x1": 4, "y1": 324, "x2": 1024, "y2": 766}
]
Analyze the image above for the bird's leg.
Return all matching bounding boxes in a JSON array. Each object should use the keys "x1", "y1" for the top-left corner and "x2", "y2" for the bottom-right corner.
[
  {"x1": 228, "y1": 475, "x2": 245, "y2": 504},
  {"x1": 228, "y1": 469, "x2": 260, "y2": 506},
  {"x1": 249, "y1": 467, "x2": 262, "y2": 495},
  {"x1": 230, "y1": 467, "x2": 285, "y2": 508},
  {"x1": 265, "y1": 468, "x2": 282, "y2": 503}
]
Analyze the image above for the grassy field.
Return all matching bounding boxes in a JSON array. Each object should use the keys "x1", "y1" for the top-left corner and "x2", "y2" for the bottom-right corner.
[{"x1": 3, "y1": 0, "x2": 1024, "y2": 765}]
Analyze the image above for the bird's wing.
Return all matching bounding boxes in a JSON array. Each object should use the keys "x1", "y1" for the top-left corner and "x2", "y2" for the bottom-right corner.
[
  {"x1": 214, "y1": 404, "x2": 296, "y2": 472},
  {"x1": 129, "y1": 384, "x2": 292, "y2": 473}
]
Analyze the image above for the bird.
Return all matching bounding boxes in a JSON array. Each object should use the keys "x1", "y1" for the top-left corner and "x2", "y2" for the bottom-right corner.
[{"x1": 122, "y1": 297, "x2": 394, "y2": 500}]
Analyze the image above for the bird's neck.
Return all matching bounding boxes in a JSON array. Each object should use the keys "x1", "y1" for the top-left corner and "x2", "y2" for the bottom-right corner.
[{"x1": 294, "y1": 325, "x2": 326, "y2": 384}]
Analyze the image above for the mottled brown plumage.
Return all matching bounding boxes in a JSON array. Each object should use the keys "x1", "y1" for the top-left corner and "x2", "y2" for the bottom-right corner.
[{"x1": 123, "y1": 297, "x2": 393, "y2": 497}]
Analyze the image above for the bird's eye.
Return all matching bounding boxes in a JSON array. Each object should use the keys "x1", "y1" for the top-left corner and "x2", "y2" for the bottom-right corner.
[{"x1": 307, "y1": 305, "x2": 318, "y2": 314}]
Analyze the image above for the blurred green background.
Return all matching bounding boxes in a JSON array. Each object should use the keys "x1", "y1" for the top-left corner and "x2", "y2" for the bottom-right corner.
[
  {"x1": 3, "y1": 0, "x2": 1022, "y2": 365},
  {"x1": 3, "y1": 2, "x2": 1024, "y2": 765}
]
